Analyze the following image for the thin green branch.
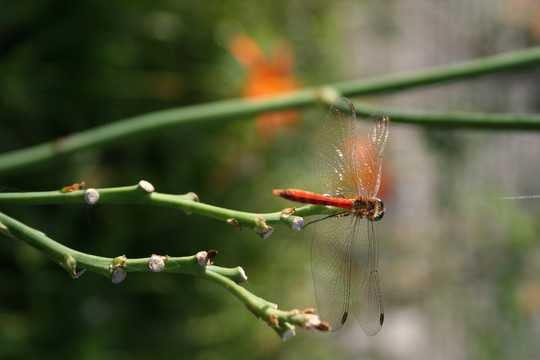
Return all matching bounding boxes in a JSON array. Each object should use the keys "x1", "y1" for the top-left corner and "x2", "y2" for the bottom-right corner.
[
  {"x1": 201, "y1": 269, "x2": 330, "y2": 339},
  {"x1": 1, "y1": 46, "x2": 540, "y2": 176},
  {"x1": 353, "y1": 102, "x2": 540, "y2": 130},
  {"x1": 0, "y1": 209, "x2": 329, "y2": 340},
  {"x1": 0, "y1": 181, "x2": 335, "y2": 236},
  {"x1": 0, "y1": 209, "x2": 114, "y2": 277},
  {"x1": 333, "y1": 46, "x2": 540, "y2": 95}
]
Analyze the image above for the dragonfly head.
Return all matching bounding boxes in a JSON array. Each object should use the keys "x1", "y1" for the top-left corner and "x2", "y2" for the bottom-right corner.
[{"x1": 369, "y1": 198, "x2": 385, "y2": 221}]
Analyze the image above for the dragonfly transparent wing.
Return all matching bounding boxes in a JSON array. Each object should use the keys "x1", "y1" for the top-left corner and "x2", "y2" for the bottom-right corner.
[
  {"x1": 311, "y1": 215, "x2": 355, "y2": 331},
  {"x1": 312, "y1": 214, "x2": 384, "y2": 335},
  {"x1": 315, "y1": 97, "x2": 390, "y2": 198},
  {"x1": 314, "y1": 97, "x2": 357, "y2": 198},
  {"x1": 351, "y1": 111, "x2": 390, "y2": 198},
  {"x1": 311, "y1": 97, "x2": 388, "y2": 335},
  {"x1": 350, "y1": 217, "x2": 384, "y2": 336}
]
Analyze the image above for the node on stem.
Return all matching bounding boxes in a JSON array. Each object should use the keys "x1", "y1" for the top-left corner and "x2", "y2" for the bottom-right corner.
[
  {"x1": 183, "y1": 192, "x2": 200, "y2": 215},
  {"x1": 60, "y1": 181, "x2": 85, "y2": 193},
  {"x1": 207, "y1": 249, "x2": 218, "y2": 260},
  {"x1": 148, "y1": 254, "x2": 166, "y2": 272},
  {"x1": 237, "y1": 266, "x2": 248, "y2": 281},
  {"x1": 111, "y1": 255, "x2": 128, "y2": 268},
  {"x1": 84, "y1": 188, "x2": 100, "y2": 205},
  {"x1": 196, "y1": 251, "x2": 212, "y2": 267},
  {"x1": 253, "y1": 217, "x2": 274, "y2": 239},
  {"x1": 61, "y1": 253, "x2": 78, "y2": 278},
  {"x1": 280, "y1": 207, "x2": 296, "y2": 219},
  {"x1": 280, "y1": 324, "x2": 296, "y2": 341},
  {"x1": 138, "y1": 180, "x2": 155, "y2": 193},
  {"x1": 291, "y1": 216, "x2": 304, "y2": 231},
  {"x1": 108, "y1": 255, "x2": 128, "y2": 283},
  {"x1": 227, "y1": 218, "x2": 242, "y2": 231},
  {"x1": 111, "y1": 268, "x2": 127, "y2": 284},
  {"x1": 268, "y1": 314, "x2": 279, "y2": 328},
  {"x1": 316, "y1": 86, "x2": 341, "y2": 107},
  {"x1": 300, "y1": 314, "x2": 325, "y2": 331}
]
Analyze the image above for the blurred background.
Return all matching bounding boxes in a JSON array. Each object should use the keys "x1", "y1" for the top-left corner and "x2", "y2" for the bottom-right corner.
[{"x1": 1, "y1": 0, "x2": 539, "y2": 359}]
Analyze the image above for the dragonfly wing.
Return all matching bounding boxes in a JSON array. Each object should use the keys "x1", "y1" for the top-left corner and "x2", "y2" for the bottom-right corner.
[
  {"x1": 350, "y1": 112, "x2": 390, "y2": 198},
  {"x1": 314, "y1": 97, "x2": 357, "y2": 198},
  {"x1": 350, "y1": 218, "x2": 384, "y2": 336},
  {"x1": 311, "y1": 214, "x2": 355, "y2": 331},
  {"x1": 315, "y1": 98, "x2": 390, "y2": 199}
]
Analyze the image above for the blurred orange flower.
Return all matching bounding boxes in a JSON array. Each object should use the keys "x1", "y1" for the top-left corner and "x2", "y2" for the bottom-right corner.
[{"x1": 228, "y1": 34, "x2": 302, "y2": 141}]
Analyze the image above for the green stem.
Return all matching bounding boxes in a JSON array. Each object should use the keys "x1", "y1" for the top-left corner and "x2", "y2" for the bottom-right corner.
[
  {"x1": 353, "y1": 102, "x2": 540, "y2": 130},
  {"x1": 0, "y1": 182, "x2": 335, "y2": 235},
  {"x1": 332, "y1": 46, "x2": 540, "y2": 95},
  {"x1": 1, "y1": 46, "x2": 540, "y2": 175},
  {"x1": 0, "y1": 210, "x2": 113, "y2": 277},
  {"x1": 201, "y1": 268, "x2": 325, "y2": 339},
  {"x1": 0, "y1": 206, "x2": 248, "y2": 282},
  {"x1": 0, "y1": 209, "x2": 327, "y2": 339}
]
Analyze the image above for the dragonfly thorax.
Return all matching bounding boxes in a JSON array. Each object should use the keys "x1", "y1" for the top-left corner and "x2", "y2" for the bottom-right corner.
[{"x1": 353, "y1": 197, "x2": 385, "y2": 221}]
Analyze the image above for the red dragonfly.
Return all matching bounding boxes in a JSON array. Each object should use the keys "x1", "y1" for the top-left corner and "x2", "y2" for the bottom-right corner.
[{"x1": 273, "y1": 97, "x2": 389, "y2": 336}]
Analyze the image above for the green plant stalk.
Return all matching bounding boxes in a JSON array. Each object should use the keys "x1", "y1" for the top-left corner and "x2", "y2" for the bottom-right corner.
[
  {"x1": 201, "y1": 268, "x2": 325, "y2": 339},
  {"x1": 125, "y1": 257, "x2": 247, "y2": 282},
  {"x1": 0, "y1": 183, "x2": 337, "y2": 232},
  {"x1": 0, "y1": 208, "x2": 253, "y2": 285},
  {"x1": 0, "y1": 210, "x2": 113, "y2": 277},
  {"x1": 333, "y1": 46, "x2": 540, "y2": 95},
  {"x1": 353, "y1": 102, "x2": 540, "y2": 130},
  {"x1": 1, "y1": 46, "x2": 540, "y2": 176},
  {"x1": 0, "y1": 209, "x2": 237, "y2": 279},
  {"x1": 0, "y1": 209, "x2": 326, "y2": 339}
]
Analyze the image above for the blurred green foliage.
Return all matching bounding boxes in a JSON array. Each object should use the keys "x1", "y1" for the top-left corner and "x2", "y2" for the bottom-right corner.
[
  {"x1": 0, "y1": 1, "x2": 333, "y2": 359},
  {"x1": 1, "y1": 0, "x2": 540, "y2": 359}
]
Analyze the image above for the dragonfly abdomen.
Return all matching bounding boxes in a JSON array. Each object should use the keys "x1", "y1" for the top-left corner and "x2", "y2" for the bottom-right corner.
[{"x1": 273, "y1": 189, "x2": 354, "y2": 210}]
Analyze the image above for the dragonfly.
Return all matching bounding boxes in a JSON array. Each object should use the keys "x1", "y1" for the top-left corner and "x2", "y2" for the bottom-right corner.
[{"x1": 273, "y1": 97, "x2": 389, "y2": 336}]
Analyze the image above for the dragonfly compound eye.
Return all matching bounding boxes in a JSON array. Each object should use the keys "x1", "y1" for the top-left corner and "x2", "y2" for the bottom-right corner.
[{"x1": 370, "y1": 198, "x2": 385, "y2": 221}]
